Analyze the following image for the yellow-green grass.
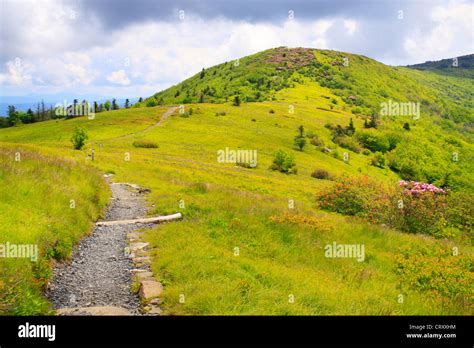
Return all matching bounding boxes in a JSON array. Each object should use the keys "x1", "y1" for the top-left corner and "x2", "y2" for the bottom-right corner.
[
  {"x1": 0, "y1": 143, "x2": 109, "y2": 314},
  {"x1": 0, "y1": 81, "x2": 472, "y2": 315}
]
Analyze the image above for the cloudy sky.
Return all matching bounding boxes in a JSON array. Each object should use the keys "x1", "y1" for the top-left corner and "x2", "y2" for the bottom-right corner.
[{"x1": 0, "y1": 0, "x2": 473, "y2": 100}]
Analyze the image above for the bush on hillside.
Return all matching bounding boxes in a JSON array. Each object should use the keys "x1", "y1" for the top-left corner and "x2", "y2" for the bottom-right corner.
[
  {"x1": 317, "y1": 177, "x2": 457, "y2": 237},
  {"x1": 317, "y1": 176, "x2": 380, "y2": 216},
  {"x1": 370, "y1": 152, "x2": 386, "y2": 168},
  {"x1": 132, "y1": 140, "x2": 159, "y2": 148},
  {"x1": 270, "y1": 150, "x2": 297, "y2": 174},
  {"x1": 146, "y1": 99, "x2": 158, "y2": 107},
  {"x1": 311, "y1": 169, "x2": 332, "y2": 180},
  {"x1": 333, "y1": 135, "x2": 361, "y2": 153},
  {"x1": 396, "y1": 246, "x2": 472, "y2": 307},
  {"x1": 71, "y1": 127, "x2": 88, "y2": 150},
  {"x1": 310, "y1": 136, "x2": 324, "y2": 147},
  {"x1": 357, "y1": 130, "x2": 390, "y2": 153},
  {"x1": 294, "y1": 136, "x2": 306, "y2": 151}
]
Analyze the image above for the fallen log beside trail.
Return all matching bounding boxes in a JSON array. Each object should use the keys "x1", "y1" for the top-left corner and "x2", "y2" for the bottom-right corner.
[{"x1": 96, "y1": 213, "x2": 182, "y2": 226}]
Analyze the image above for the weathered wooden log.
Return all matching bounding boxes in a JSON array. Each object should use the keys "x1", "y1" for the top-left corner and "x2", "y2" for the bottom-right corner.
[{"x1": 96, "y1": 213, "x2": 182, "y2": 226}]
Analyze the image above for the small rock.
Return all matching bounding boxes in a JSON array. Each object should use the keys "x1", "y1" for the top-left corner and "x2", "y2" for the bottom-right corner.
[
  {"x1": 129, "y1": 242, "x2": 149, "y2": 252},
  {"x1": 133, "y1": 256, "x2": 151, "y2": 264},
  {"x1": 139, "y1": 280, "x2": 163, "y2": 300},
  {"x1": 136, "y1": 271, "x2": 154, "y2": 279}
]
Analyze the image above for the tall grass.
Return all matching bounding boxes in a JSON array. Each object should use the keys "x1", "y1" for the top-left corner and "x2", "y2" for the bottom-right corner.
[{"x1": 0, "y1": 144, "x2": 109, "y2": 314}]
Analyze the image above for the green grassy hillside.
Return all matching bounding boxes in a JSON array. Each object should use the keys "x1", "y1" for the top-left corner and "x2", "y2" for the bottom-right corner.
[
  {"x1": 0, "y1": 47, "x2": 472, "y2": 315},
  {"x1": 0, "y1": 144, "x2": 109, "y2": 314}
]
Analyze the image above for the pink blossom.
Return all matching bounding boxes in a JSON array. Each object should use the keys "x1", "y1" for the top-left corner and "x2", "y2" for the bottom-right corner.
[{"x1": 399, "y1": 180, "x2": 446, "y2": 195}]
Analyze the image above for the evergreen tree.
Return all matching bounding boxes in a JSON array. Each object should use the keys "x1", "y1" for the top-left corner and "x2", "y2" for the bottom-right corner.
[
  {"x1": 112, "y1": 99, "x2": 119, "y2": 110},
  {"x1": 233, "y1": 95, "x2": 241, "y2": 106},
  {"x1": 346, "y1": 117, "x2": 355, "y2": 135},
  {"x1": 369, "y1": 112, "x2": 378, "y2": 128},
  {"x1": 364, "y1": 117, "x2": 369, "y2": 128},
  {"x1": 73, "y1": 99, "x2": 78, "y2": 117},
  {"x1": 7, "y1": 105, "x2": 19, "y2": 126},
  {"x1": 298, "y1": 125, "x2": 304, "y2": 137}
]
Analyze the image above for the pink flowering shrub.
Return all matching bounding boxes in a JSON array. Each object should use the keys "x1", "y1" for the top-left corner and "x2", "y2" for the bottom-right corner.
[
  {"x1": 394, "y1": 181, "x2": 447, "y2": 236},
  {"x1": 318, "y1": 178, "x2": 456, "y2": 237},
  {"x1": 398, "y1": 180, "x2": 446, "y2": 194}
]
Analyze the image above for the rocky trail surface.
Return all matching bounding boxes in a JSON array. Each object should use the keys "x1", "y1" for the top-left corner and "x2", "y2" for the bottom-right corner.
[{"x1": 46, "y1": 183, "x2": 154, "y2": 315}]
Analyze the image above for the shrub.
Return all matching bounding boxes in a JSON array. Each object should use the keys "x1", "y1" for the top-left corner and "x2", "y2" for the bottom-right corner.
[
  {"x1": 132, "y1": 140, "x2": 159, "y2": 148},
  {"x1": 367, "y1": 180, "x2": 449, "y2": 237},
  {"x1": 324, "y1": 123, "x2": 334, "y2": 130},
  {"x1": 357, "y1": 130, "x2": 390, "y2": 153},
  {"x1": 236, "y1": 162, "x2": 257, "y2": 169},
  {"x1": 395, "y1": 190, "x2": 447, "y2": 236},
  {"x1": 269, "y1": 109, "x2": 275, "y2": 114},
  {"x1": 318, "y1": 175, "x2": 466, "y2": 238},
  {"x1": 71, "y1": 127, "x2": 88, "y2": 150},
  {"x1": 370, "y1": 152, "x2": 386, "y2": 168},
  {"x1": 351, "y1": 107, "x2": 362, "y2": 114},
  {"x1": 311, "y1": 169, "x2": 332, "y2": 180},
  {"x1": 396, "y1": 246, "x2": 472, "y2": 307},
  {"x1": 270, "y1": 150, "x2": 297, "y2": 174},
  {"x1": 333, "y1": 135, "x2": 361, "y2": 153},
  {"x1": 146, "y1": 99, "x2": 158, "y2": 107},
  {"x1": 445, "y1": 191, "x2": 474, "y2": 232},
  {"x1": 386, "y1": 133, "x2": 401, "y2": 151},
  {"x1": 310, "y1": 137, "x2": 324, "y2": 147},
  {"x1": 294, "y1": 136, "x2": 306, "y2": 151},
  {"x1": 317, "y1": 176, "x2": 380, "y2": 216}
]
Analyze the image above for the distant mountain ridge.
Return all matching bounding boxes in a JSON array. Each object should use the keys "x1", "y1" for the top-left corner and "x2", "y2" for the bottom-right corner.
[{"x1": 405, "y1": 53, "x2": 474, "y2": 78}]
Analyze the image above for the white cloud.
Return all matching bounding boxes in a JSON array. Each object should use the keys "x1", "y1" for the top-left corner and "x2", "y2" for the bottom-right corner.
[
  {"x1": 107, "y1": 70, "x2": 131, "y2": 86},
  {"x1": 0, "y1": 0, "x2": 471, "y2": 98},
  {"x1": 0, "y1": 60, "x2": 32, "y2": 85},
  {"x1": 343, "y1": 20, "x2": 358, "y2": 35},
  {"x1": 403, "y1": 2, "x2": 474, "y2": 62}
]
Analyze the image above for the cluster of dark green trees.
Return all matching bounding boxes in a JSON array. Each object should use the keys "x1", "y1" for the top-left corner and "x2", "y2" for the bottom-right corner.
[{"x1": 0, "y1": 98, "x2": 139, "y2": 128}]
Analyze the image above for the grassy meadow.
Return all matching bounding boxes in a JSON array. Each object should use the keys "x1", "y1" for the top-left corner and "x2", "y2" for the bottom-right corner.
[
  {"x1": 0, "y1": 48, "x2": 472, "y2": 315},
  {"x1": 0, "y1": 143, "x2": 109, "y2": 314}
]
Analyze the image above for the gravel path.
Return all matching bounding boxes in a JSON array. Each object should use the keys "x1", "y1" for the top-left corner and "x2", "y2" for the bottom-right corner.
[{"x1": 46, "y1": 183, "x2": 149, "y2": 315}]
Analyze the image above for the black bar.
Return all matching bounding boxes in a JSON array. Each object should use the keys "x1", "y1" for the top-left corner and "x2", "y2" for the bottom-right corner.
[{"x1": 0, "y1": 316, "x2": 472, "y2": 346}]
